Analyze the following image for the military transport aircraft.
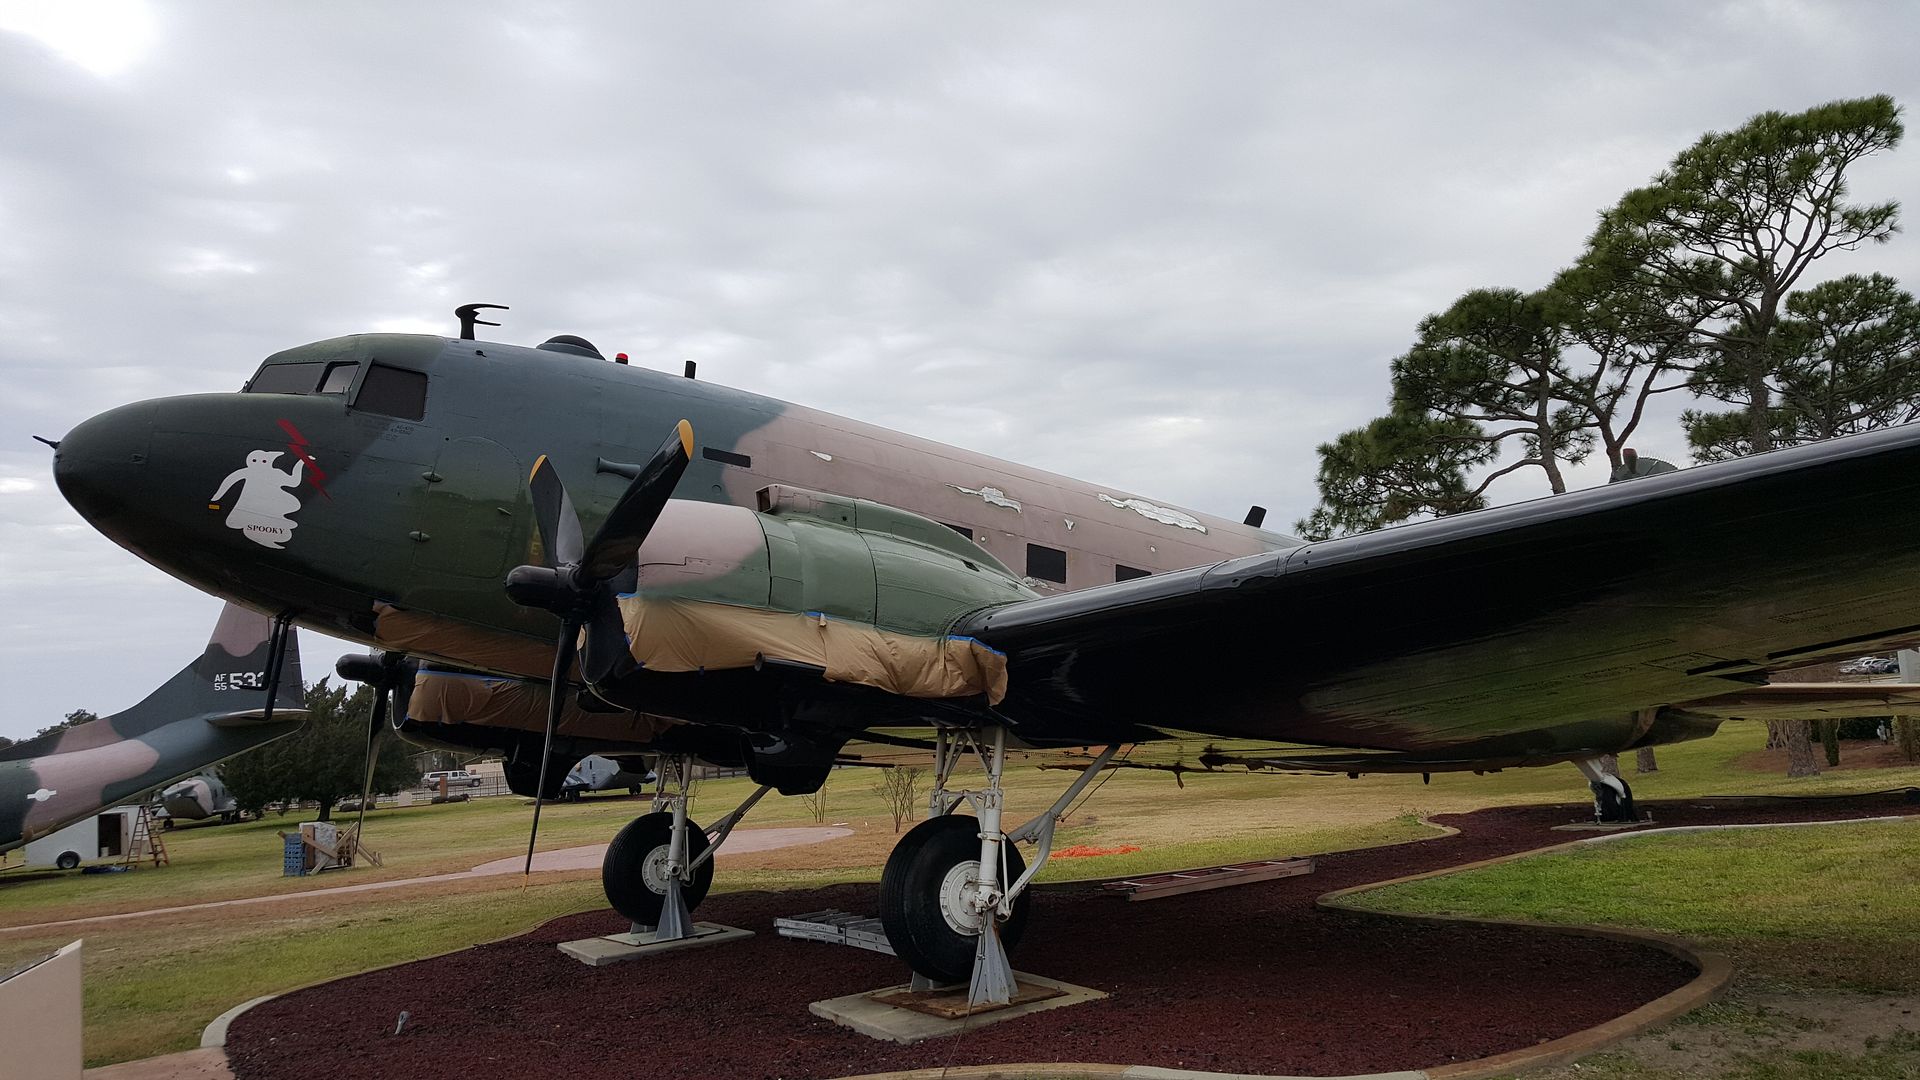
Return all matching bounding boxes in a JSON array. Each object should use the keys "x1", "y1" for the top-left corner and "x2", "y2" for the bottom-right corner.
[
  {"x1": 159, "y1": 771, "x2": 244, "y2": 825},
  {"x1": 2, "y1": 603, "x2": 304, "y2": 857},
  {"x1": 47, "y1": 311, "x2": 1920, "y2": 1004}
]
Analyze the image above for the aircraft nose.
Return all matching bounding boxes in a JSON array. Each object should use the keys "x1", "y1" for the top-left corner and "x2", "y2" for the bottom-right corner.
[{"x1": 52, "y1": 401, "x2": 155, "y2": 535}]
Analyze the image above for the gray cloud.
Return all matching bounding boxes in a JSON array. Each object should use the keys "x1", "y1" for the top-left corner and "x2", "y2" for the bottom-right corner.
[{"x1": 3, "y1": 0, "x2": 1919, "y2": 735}]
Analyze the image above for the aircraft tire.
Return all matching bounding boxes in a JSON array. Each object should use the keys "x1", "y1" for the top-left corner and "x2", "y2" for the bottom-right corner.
[
  {"x1": 878, "y1": 814, "x2": 1029, "y2": 985},
  {"x1": 601, "y1": 811, "x2": 713, "y2": 926},
  {"x1": 1591, "y1": 777, "x2": 1637, "y2": 823},
  {"x1": 55, "y1": 851, "x2": 81, "y2": 871}
]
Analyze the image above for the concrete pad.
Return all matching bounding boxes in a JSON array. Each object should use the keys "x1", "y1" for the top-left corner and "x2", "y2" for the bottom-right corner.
[
  {"x1": 811, "y1": 972, "x2": 1107, "y2": 1044},
  {"x1": 557, "y1": 922, "x2": 753, "y2": 966}
]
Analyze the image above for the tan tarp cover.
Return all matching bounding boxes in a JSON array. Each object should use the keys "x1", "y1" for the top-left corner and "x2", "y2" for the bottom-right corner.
[
  {"x1": 374, "y1": 603, "x2": 556, "y2": 681},
  {"x1": 618, "y1": 596, "x2": 1009, "y2": 704},
  {"x1": 407, "y1": 670, "x2": 676, "y2": 742}
]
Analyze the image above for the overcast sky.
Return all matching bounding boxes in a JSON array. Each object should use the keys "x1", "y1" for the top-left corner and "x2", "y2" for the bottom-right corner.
[{"x1": 3, "y1": 1, "x2": 1918, "y2": 738}]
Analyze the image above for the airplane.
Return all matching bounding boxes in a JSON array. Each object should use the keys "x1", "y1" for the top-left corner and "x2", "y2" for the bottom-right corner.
[
  {"x1": 46, "y1": 310, "x2": 1920, "y2": 1004},
  {"x1": 2, "y1": 603, "x2": 305, "y2": 858},
  {"x1": 158, "y1": 771, "x2": 243, "y2": 825},
  {"x1": 561, "y1": 755, "x2": 656, "y2": 801}
]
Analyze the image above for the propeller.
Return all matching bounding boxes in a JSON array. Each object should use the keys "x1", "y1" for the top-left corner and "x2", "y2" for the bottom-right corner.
[
  {"x1": 335, "y1": 650, "x2": 414, "y2": 857},
  {"x1": 505, "y1": 419, "x2": 695, "y2": 876}
]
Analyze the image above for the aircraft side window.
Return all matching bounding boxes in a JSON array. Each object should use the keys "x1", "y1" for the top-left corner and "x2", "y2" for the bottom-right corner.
[
  {"x1": 354, "y1": 363, "x2": 428, "y2": 421},
  {"x1": 246, "y1": 362, "x2": 327, "y2": 394},
  {"x1": 943, "y1": 523, "x2": 973, "y2": 539},
  {"x1": 1026, "y1": 543, "x2": 1068, "y2": 584},
  {"x1": 1116, "y1": 564, "x2": 1151, "y2": 581},
  {"x1": 317, "y1": 361, "x2": 360, "y2": 394}
]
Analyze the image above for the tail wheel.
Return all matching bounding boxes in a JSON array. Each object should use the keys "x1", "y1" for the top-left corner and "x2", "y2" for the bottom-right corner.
[
  {"x1": 1591, "y1": 777, "x2": 1637, "y2": 823},
  {"x1": 879, "y1": 814, "x2": 1029, "y2": 985},
  {"x1": 602, "y1": 810, "x2": 713, "y2": 926}
]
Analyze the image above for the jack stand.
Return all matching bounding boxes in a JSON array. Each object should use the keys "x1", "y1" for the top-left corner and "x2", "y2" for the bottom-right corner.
[
  {"x1": 968, "y1": 920, "x2": 1016, "y2": 1007},
  {"x1": 655, "y1": 877, "x2": 693, "y2": 941}
]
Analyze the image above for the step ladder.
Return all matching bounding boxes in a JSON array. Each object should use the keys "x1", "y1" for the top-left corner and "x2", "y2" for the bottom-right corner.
[
  {"x1": 124, "y1": 805, "x2": 169, "y2": 868},
  {"x1": 775, "y1": 909, "x2": 896, "y2": 955}
]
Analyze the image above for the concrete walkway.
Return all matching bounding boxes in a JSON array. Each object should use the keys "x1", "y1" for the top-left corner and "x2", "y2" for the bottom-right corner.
[
  {"x1": 0, "y1": 826, "x2": 853, "y2": 937},
  {"x1": 85, "y1": 1047, "x2": 232, "y2": 1079}
]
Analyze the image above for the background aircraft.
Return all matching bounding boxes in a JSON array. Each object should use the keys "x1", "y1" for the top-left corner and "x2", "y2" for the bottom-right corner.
[
  {"x1": 1, "y1": 603, "x2": 305, "y2": 855},
  {"x1": 158, "y1": 771, "x2": 242, "y2": 825},
  {"x1": 49, "y1": 318, "x2": 1920, "y2": 1001},
  {"x1": 561, "y1": 755, "x2": 655, "y2": 801}
]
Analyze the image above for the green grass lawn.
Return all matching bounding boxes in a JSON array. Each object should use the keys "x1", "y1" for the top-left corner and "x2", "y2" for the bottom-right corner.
[
  {"x1": 1344, "y1": 818, "x2": 1920, "y2": 1080},
  {"x1": 2, "y1": 720, "x2": 1915, "y2": 1067},
  {"x1": 1347, "y1": 817, "x2": 1920, "y2": 992}
]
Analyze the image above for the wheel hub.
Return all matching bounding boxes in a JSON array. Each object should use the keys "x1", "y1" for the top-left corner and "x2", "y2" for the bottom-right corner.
[
  {"x1": 938, "y1": 859, "x2": 990, "y2": 935},
  {"x1": 640, "y1": 843, "x2": 676, "y2": 894}
]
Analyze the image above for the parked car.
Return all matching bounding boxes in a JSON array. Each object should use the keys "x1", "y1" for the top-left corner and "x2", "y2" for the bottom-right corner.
[
  {"x1": 422, "y1": 769, "x2": 484, "y2": 789},
  {"x1": 1838, "y1": 656, "x2": 1899, "y2": 675}
]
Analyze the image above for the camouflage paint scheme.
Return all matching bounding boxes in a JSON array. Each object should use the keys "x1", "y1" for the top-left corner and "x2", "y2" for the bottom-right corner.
[
  {"x1": 51, "y1": 331, "x2": 1920, "y2": 774},
  {"x1": 0, "y1": 603, "x2": 305, "y2": 852},
  {"x1": 53, "y1": 333, "x2": 1276, "y2": 753}
]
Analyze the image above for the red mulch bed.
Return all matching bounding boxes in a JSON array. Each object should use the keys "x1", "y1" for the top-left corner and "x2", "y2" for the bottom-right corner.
[{"x1": 225, "y1": 791, "x2": 1920, "y2": 1080}]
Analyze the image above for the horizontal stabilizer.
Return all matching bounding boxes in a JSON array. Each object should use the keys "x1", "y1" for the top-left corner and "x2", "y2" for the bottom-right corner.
[{"x1": 206, "y1": 707, "x2": 314, "y2": 728}]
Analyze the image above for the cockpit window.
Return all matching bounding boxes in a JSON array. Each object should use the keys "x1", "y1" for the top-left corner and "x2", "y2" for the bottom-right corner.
[
  {"x1": 246, "y1": 360, "x2": 361, "y2": 396},
  {"x1": 318, "y1": 361, "x2": 360, "y2": 394},
  {"x1": 246, "y1": 362, "x2": 327, "y2": 394},
  {"x1": 354, "y1": 363, "x2": 428, "y2": 420}
]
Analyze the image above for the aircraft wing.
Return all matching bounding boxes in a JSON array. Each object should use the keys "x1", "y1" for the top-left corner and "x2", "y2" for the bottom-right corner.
[
  {"x1": 1679, "y1": 683, "x2": 1920, "y2": 720},
  {"x1": 959, "y1": 422, "x2": 1920, "y2": 761}
]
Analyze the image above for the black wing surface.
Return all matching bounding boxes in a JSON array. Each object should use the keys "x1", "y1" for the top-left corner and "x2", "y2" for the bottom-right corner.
[{"x1": 960, "y1": 423, "x2": 1920, "y2": 764}]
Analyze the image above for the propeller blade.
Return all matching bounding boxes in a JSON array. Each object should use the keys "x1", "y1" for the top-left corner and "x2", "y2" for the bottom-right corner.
[
  {"x1": 579, "y1": 420, "x2": 693, "y2": 584},
  {"x1": 351, "y1": 681, "x2": 391, "y2": 851},
  {"x1": 523, "y1": 625, "x2": 579, "y2": 877},
  {"x1": 580, "y1": 589, "x2": 634, "y2": 686},
  {"x1": 528, "y1": 455, "x2": 585, "y2": 569}
]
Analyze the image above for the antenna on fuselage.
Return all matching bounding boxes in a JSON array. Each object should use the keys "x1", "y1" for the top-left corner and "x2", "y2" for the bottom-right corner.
[
  {"x1": 1243, "y1": 505, "x2": 1267, "y2": 528},
  {"x1": 455, "y1": 303, "x2": 509, "y2": 340}
]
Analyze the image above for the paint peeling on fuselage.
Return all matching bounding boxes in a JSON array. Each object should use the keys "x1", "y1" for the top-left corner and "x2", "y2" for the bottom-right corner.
[
  {"x1": 953, "y1": 484, "x2": 1022, "y2": 512},
  {"x1": 1098, "y1": 493, "x2": 1208, "y2": 533}
]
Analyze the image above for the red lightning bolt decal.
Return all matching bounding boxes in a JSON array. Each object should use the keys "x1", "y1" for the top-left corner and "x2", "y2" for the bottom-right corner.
[{"x1": 276, "y1": 418, "x2": 333, "y2": 501}]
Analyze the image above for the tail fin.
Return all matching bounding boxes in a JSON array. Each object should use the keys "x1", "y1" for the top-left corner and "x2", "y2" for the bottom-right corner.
[{"x1": 0, "y1": 603, "x2": 305, "y2": 761}]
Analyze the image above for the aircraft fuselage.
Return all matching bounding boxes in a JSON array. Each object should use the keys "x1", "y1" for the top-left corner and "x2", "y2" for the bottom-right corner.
[{"x1": 55, "y1": 333, "x2": 1286, "y2": 685}]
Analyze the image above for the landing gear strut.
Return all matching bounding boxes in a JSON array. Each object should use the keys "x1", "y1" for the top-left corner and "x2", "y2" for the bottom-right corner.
[
  {"x1": 1575, "y1": 758, "x2": 1637, "y2": 823},
  {"x1": 878, "y1": 726, "x2": 1118, "y2": 1007},
  {"x1": 599, "y1": 754, "x2": 771, "y2": 940}
]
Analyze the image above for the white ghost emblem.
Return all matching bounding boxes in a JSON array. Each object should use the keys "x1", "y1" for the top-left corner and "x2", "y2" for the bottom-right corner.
[{"x1": 211, "y1": 450, "x2": 307, "y2": 549}]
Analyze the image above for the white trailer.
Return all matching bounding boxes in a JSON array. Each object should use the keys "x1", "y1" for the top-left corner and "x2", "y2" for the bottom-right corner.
[{"x1": 23, "y1": 806, "x2": 142, "y2": 870}]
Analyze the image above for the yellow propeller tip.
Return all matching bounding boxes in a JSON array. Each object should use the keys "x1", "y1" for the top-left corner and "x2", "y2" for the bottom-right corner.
[{"x1": 676, "y1": 419, "x2": 694, "y2": 458}]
